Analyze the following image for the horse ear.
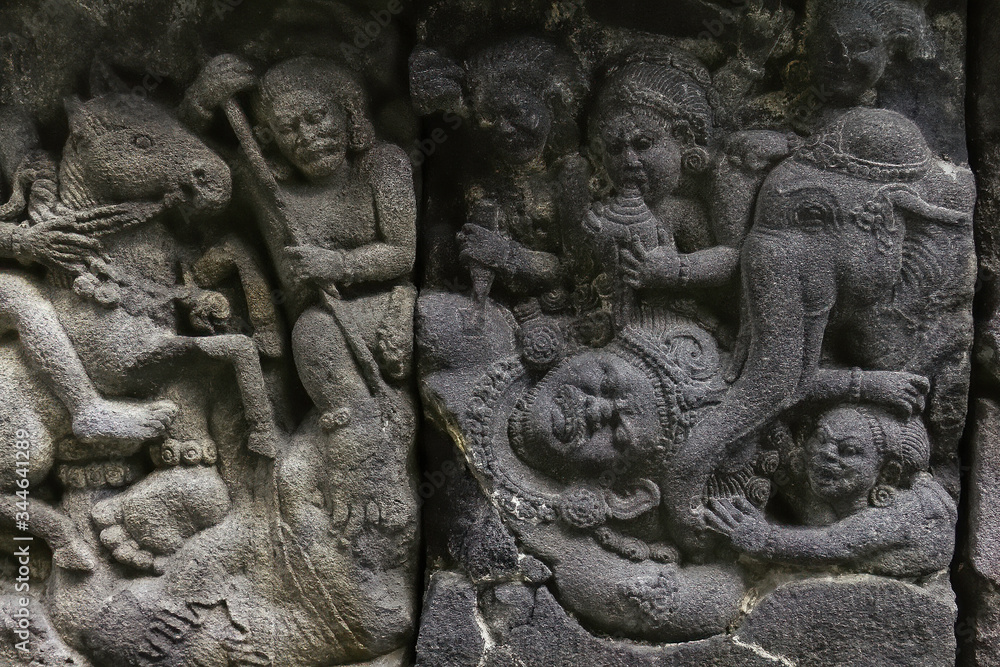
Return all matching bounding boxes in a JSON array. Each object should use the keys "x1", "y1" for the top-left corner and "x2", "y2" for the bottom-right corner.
[
  {"x1": 89, "y1": 59, "x2": 131, "y2": 96},
  {"x1": 64, "y1": 96, "x2": 96, "y2": 138}
]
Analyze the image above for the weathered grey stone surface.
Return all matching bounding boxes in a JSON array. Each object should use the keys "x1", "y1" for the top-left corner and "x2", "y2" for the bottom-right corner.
[
  {"x1": 414, "y1": 0, "x2": 973, "y2": 665},
  {"x1": 0, "y1": 0, "x2": 996, "y2": 665},
  {"x1": 0, "y1": 1, "x2": 420, "y2": 664}
]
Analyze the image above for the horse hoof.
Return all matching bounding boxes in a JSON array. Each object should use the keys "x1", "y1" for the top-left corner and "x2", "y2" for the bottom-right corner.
[{"x1": 52, "y1": 542, "x2": 97, "y2": 572}]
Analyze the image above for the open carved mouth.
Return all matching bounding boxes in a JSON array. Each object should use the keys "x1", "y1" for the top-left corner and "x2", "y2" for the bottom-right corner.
[{"x1": 811, "y1": 465, "x2": 846, "y2": 485}]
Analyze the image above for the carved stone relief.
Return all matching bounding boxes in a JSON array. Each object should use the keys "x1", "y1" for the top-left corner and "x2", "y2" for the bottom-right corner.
[
  {"x1": 0, "y1": 2, "x2": 419, "y2": 665},
  {"x1": 413, "y1": 1, "x2": 973, "y2": 665},
  {"x1": 0, "y1": 0, "x2": 992, "y2": 665}
]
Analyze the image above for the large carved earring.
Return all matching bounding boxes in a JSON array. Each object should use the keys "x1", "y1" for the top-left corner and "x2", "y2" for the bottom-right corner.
[{"x1": 682, "y1": 146, "x2": 710, "y2": 174}]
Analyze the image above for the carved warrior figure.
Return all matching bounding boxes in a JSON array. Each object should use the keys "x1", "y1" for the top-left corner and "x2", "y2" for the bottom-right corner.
[
  {"x1": 663, "y1": 106, "x2": 974, "y2": 554},
  {"x1": 433, "y1": 36, "x2": 590, "y2": 311},
  {"x1": 181, "y1": 53, "x2": 420, "y2": 664},
  {"x1": 188, "y1": 55, "x2": 418, "y2": 426},
  {"x1": 454, "y1": 321, "x2": 744, "y2": 642},
  {"x1": 707, "y1": 404, "x2": 957, "y2": 577},
  {"x1": 788, "y1": 0, "x2": 936, "y2": 134}
]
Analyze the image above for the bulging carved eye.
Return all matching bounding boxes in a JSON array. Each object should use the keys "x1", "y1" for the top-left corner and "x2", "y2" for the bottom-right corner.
[{"x1": 132, "y1": 134, "x2": 154, "y2": 149}]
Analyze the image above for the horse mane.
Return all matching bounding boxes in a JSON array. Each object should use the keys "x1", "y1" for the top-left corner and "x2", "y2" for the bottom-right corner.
[{"x1": 68, "y1": 94, "x2": 176, "y2": 138}]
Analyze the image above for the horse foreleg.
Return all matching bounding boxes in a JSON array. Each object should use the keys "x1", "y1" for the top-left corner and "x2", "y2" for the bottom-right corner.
[{"x1": 150, "y1": 335, "x2": 278, "y2": 457}]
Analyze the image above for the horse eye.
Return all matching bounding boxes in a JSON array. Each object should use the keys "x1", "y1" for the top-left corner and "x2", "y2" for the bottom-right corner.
[{"x1": 133, "y1": 134, "x2": 154, "y2": 149}]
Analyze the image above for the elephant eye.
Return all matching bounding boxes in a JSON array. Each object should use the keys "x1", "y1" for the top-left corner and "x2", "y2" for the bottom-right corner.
[{"x1": 132, "y1": 134, "x2": 154, "y2": 149}]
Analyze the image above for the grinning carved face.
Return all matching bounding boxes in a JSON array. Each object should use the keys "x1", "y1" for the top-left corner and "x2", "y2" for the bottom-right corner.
[
  {"x1": 804, "y1": 408, "x2": 882, "y2": 506},
  {"x1": 511, "y1": 350, "x2": 662, "y2": 481}
]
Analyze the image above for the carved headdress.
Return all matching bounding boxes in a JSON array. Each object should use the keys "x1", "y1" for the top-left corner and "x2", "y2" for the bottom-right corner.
[
  {"x1": 854, "y1": 405, "x2": 932, "y2": 487},
  {"x1": 592, "y1": 48, "x2": 714, "y2": 149},
  {"x1": 810, "y1": 0, "x2": 936, "y2": 60},
  {"x1": 794, "y1": 107, "x2": 932, "y2": 183},
  {"x1": 466, "y1": 36, "x2": 586, "y2": 117}
]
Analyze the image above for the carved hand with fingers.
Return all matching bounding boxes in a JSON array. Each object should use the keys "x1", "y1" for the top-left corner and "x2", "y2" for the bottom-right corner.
[{"x1": 704, "y1": 496, "x2": 771, "y2": 556}]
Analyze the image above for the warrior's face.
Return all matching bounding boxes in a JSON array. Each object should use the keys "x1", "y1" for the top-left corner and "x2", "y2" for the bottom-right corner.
[
  {"x1": 513, "y1": 350, "x2": 661, "y2": 479},
  {"x1": 598, "y1": 110, "x2": 683, "y2": 200},
  {"x1": 265, "y1": 86, "x2": 349, "y2": 180},
  {"x1": 808, "y1": 8, "x2": 889, "y2": 104}
]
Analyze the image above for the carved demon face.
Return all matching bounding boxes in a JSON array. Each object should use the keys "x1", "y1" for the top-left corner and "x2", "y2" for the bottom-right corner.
[{"x1": 511, "y1": 349, "x2": 662, "y2": 481}]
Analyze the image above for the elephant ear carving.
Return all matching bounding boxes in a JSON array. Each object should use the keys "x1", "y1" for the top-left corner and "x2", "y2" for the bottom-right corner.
[{"x1": 787, "y1": 186, "x2": 842, "y2": 231}]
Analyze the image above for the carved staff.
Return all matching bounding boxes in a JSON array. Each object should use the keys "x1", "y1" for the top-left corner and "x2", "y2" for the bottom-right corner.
[{"x1": 467, "y1": 195, "x2": 502, "y2": 325}]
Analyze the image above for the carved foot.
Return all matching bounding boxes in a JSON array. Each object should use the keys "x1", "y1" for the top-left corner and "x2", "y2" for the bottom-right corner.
[
  {"x1": 73, "y1": 398, "x2": 178, "y2": 450},
  {"x1": 91, "y1": 465, "x2": 231, "y2": 573}
]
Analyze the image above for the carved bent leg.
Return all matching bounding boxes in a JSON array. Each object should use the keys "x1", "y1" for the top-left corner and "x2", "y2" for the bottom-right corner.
[
  {"x1": 662, "y1": 231, "x2": 835, "y2": 554},
  {"x1": 0, "y1": 271, "x2": 177, "y2": 451},
  {"x1": 513, "y1": 519, "x2": 743, "y2": 641},
  {"x1": 292, "y1": 304, "x2": 378, "y2": 430},
  {"x1": 140, "y1": 334, "x2": 280, "y2": 457},
  {"x1": 0, "y1": 351, "x2": 95, "y2": 572}
]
